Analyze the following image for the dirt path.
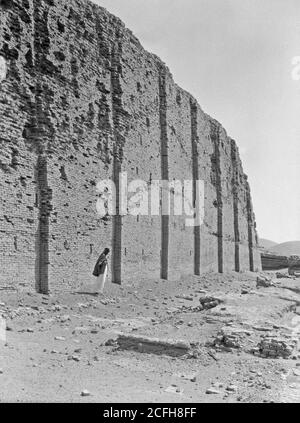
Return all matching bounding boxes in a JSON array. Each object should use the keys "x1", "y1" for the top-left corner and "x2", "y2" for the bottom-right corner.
[{"x1": 0, "y1": 271, "x2": 299, "y2": 403}]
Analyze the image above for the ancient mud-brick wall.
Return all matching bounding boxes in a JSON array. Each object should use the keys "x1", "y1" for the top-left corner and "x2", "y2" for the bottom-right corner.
[{"x1": 0, "y1": 0, "x2": 261, "y2": 292}]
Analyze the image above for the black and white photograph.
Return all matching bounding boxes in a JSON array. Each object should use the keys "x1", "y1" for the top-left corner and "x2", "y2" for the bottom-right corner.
[{"x1": 0, "y1": 0, "x2": 299, "y2": 407}]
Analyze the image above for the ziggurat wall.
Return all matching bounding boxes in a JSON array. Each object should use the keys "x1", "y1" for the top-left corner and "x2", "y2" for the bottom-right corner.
[{"x1": 0, "y1": 0, "x2": 261, "y2": 293}]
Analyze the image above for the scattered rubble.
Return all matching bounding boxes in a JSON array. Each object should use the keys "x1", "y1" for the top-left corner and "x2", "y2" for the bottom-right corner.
[
  {"x1": 256, "y1": 275, "x2": 275, "y2": 288},
  {"x1": 276, "y1": 272, "x2": 292, "y2": 279},
  {"x1": 253, "y1": 335, "x2": 298, "y2": 359},
  {"x1": 0, "y1": 271, "x2": 299, "y2": 403},
  {"x1": 199, "y1": 296, "x2": 223, "y2": 310},
  {"x1": 69, "y1": 355, "x2": 81, "y2": 362},
  {"x1": 105, "y1": 339, "x2": 117, "y2": 347},
  {"x1": 210, "y1": 327, "x2": 252, "y2": 351}
]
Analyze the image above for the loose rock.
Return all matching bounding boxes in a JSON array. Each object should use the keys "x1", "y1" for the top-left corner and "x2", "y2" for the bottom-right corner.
[{"x1": 81, "y1": 390, "x2": 91, "y2": 397}]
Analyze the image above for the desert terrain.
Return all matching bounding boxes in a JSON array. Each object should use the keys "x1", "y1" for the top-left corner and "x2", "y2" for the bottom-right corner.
[{"x1": 0, "y1": 270, "x2": 299, "y2": 403}]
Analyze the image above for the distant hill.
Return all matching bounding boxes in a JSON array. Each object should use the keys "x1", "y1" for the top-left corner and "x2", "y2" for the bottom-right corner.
[
  {"x1": 259, "y1": 238, "x2": 278, "y2": 250},
  {"x1": 269, "y1": 241, "x2": 300, "y2": 256}
]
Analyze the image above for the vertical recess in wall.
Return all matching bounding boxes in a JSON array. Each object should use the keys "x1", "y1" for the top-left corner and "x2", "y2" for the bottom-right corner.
[
  {"x1": 35, "y1": 155, "x2": 52, "y2": 294},
  {"x1": 21, "y1": 2, "x2": 55, "y2": 293},
  {"x1": 230, "y1": 140, "x2": 240, "y2": 272},
  {"x1": 158, "y1": 65, "x2": 169, "y2": 280},
  {"x1": 190, "y1": 101, "x2": 200, "y2": 275},
  {"x1": 246, "y1": 181, "x2": 254, "y2": 271},
  {"x1": 210, "y1": 121, "x2": 223, "y2": 273},
  {"x1": 110, "y1": 35, "x2": 127, "y2": 285}
]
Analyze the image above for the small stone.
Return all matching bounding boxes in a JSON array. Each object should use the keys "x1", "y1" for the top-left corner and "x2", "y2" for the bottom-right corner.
[
  {"x1": 165, "y1": 385, "x2": 183, "y2": 395},
  {"x1": 55, "y1": 336, "x2": 65, "y2": 341},
  {"x1": 60, "y1": 315, "x2": 70, "y2": 323},
  {"x1": 105, "y1": 339, "x2": 116, "y2": 346},
  {"x1": 52, "y1": 305, "x2": 62, "y2": 311},
  {"x1": 293, "y1": 368, "x2": 300, "y2": 376},
  {"x1": 292, "y1": 355, "x2": 298, "y2": 360},
  {"x1": 289, "y1": 383, "x2": 300, "y2": 389},
  {"x1": 206, "y1": 387, "x2": 222, "y2": 395},
  {"x1": 81, "y1": 390, "x2": 91, "y2": 397},
  {"x1": 226, "y1": 385, "x2": 238, "y2": 392}
]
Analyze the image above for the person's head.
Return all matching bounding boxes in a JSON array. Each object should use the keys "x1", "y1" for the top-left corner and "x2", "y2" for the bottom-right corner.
[{"x1": 103, "y1": 248, "x2": 110, "y2": 256}]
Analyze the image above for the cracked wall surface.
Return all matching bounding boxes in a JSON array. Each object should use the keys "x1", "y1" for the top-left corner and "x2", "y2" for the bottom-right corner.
[{"x1": 0, "y1": 0, "x2": 261, "y2": 292}]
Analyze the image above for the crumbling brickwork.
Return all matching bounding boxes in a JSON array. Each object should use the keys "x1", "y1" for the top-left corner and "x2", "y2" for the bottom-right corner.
[{"x1": 0, "y1": 0, "x2": 261, "y2": 292}]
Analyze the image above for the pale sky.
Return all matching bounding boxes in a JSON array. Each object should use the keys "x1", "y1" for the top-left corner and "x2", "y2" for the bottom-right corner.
[{"x1": 93, "y1": 0, "x2": 300, "y2": 244}]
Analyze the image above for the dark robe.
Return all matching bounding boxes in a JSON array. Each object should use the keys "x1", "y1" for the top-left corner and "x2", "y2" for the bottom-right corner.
[{"x1": 92, "y1": 253, "x2": 107, "y2": 277}]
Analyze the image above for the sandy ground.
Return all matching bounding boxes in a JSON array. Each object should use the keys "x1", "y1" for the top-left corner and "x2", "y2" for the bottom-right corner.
[{"x1": 0, "y1": 270, "x2": 299, "y2": 403}]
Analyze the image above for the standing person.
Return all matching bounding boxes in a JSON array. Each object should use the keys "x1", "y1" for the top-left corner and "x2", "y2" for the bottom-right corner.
[{"x1": 92, "y1": 248, "x2": 110, "y2": 294}]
